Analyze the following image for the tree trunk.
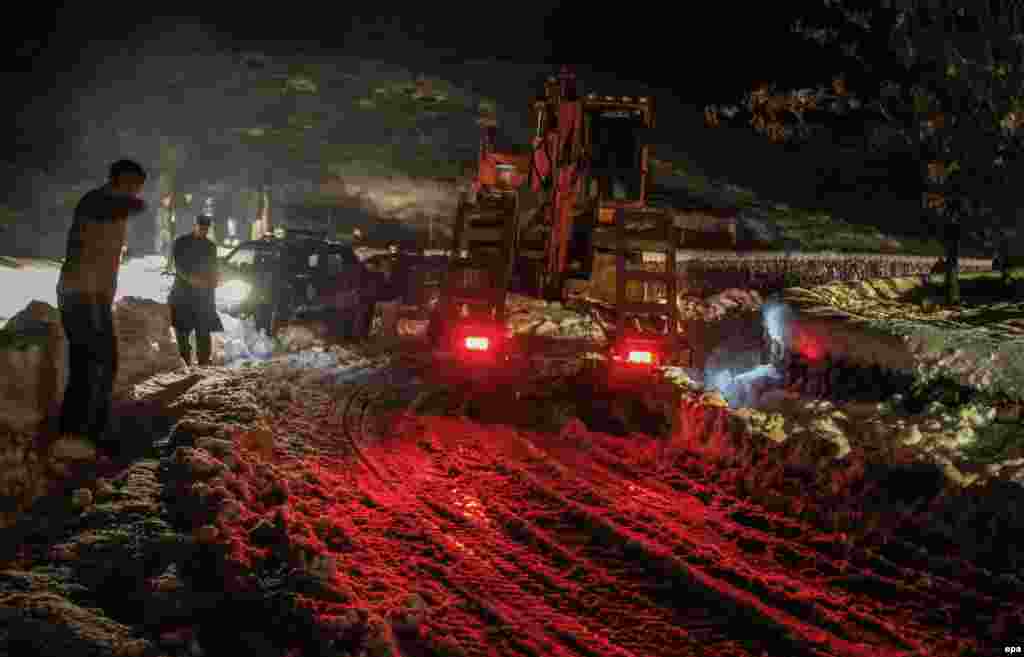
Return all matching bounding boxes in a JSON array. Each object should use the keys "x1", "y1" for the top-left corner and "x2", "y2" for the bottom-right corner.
[
  {"x1": 157, "y1": 139, "x2": 184, "y2": 259},
  {"x1": 264, "y1": 183, "x2": 273, "y2": 235},
  {"x1": 943, "y1": 217, "x2": 961, "y2": 305},
  {"x1": 156, "y1": 172, "x2": 178, "y2": 260}
]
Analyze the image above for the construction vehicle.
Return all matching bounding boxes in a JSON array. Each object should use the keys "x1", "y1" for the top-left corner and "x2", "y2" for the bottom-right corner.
[{"x1": 428, "y1": 67, "x2": 684, "y2": 385}]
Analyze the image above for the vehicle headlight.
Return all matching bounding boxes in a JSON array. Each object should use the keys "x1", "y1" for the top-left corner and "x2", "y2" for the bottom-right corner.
[{"x1": 219, "y1": 279, "x2": 251, "y2": 305}]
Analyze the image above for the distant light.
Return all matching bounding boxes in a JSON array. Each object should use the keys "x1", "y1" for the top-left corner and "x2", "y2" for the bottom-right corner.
[
  {"x1": 622, "y1": 96, "x2": 633, "y2": 102},
  {"x1": 639, "y1": 97, "x2": 649, "y2": 103},
  {"x1": 464, "y1": 336, "x2": 489, "y2": 351}
]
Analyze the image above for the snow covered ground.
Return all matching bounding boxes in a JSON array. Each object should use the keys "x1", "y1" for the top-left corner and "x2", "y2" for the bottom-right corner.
[
  {"x1": 0, "y1": 256, "x2": 1021, "y2": 655},
  {"x1": 0, "y1": 256, "x2": 173, "y2": 328},
  {"x1": 0, "y1": 256, "x2": 292, "y2": 368}
]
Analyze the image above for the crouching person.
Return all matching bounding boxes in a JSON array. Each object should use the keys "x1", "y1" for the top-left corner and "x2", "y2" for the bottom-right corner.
[{"x1": 169, "y1": 215, "x2": 224, "y2": 367}]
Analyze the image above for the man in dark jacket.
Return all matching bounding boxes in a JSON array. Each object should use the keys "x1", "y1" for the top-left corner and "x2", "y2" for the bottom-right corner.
[
  {"x1": 56, "y1": 159, "x2": 148, "y2": 454},
  {"x1": 169, "y1": 215, "x2": 224, "y2": 367}
]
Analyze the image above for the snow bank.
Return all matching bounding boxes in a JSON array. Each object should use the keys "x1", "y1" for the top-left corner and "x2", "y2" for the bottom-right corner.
[
  {"x1": 216, "y1": 315, "x2": 275, "y2": 366},
  {"x1": 772, "y1": 276, "x2": 1024, "y2": 401},
  {"x1": 661, "y1": 381, "x2": 1024, "y2": 571},
  {"x1": 0, "y1": 298, "x2": 180, "y2": 432}
]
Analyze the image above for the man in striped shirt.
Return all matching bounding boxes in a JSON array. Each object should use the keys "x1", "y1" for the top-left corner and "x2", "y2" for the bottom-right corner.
[{"x1": 56, "y1": 159, "x2": 148, "y2": 456}]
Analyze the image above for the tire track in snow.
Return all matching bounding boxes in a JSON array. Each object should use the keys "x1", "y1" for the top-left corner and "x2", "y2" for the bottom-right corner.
[
  {"x1": 412, "y1": 422, "x2": 807, "y2": 657},
  {"x1": 550, "y1": 430, "x2": 996, "y2": 655},
  {"x1": 320, "y1": 425, "x2": 729, "y2": 657},
  {"x1": 259, "y1": 378, "x2": 989, "y2": 657},
  {"x1": 510, "y1": 433, "x2": 937, "y2": 654},
  {"x1": 316, "y1": 449, "x2": 643, "y2": 657},
  {"x1": 411, "y1": 472, "x2": 704, "y2": 657},
  {"x1": 427, "y1": 422, "x2": 943, "y2": 657},
  {"x1": 584, "y1": 434, "x2": 1002, "y2": 650}
]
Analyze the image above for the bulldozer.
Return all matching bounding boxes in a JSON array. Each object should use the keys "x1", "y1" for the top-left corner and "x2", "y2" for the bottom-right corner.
[{"x1": 427, "y1": 67, "x2": 683, "y2": 386}]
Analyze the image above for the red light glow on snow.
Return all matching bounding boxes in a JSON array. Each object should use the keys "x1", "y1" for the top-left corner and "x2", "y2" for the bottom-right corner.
[
  {"x1": 171, "y1": 382, "x2": 980, "y2": 657},
  {"x1": 793, "y1": 330, "x2": 825, "y2": 361}
]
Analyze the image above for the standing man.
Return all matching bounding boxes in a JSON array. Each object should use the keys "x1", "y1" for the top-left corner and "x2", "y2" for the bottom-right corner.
[
  {"x1": 168, "y1": 215, "x2": 224, "y2": 367},
  {"x1": 56, "y1": 159, "x2": 148, "y2": 454}
]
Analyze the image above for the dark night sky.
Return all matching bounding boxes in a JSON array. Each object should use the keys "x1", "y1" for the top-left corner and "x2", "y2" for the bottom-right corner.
[{"x1": 1, "y1": 2, "x2": 831, "y2": 170}]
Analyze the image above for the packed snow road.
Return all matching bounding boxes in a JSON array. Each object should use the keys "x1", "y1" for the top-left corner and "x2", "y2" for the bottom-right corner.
[
  {"x1": 0, "y1": 348, "x2": 1007, "y2": 656},
  {"x1": 151, "y1": 352, "x2": 997, "y2": 657}
]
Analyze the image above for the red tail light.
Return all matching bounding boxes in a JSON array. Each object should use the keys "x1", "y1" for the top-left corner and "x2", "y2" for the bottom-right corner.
[
  {"x1": 626, "y1": 350, "x2": 654, "y2": 364},
  {"x1": 464, "y1": 336, "x2": 490, "y2": 351}
]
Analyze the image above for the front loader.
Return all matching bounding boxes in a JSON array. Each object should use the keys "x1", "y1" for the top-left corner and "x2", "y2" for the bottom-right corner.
[{"x1": 428, "y1": 67, "x2": 683, "y2": 386}]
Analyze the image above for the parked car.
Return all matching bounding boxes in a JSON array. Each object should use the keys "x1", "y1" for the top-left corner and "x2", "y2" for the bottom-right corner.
[{"x1": 217, "y1": 230, "x2": 385, "y2": 339}]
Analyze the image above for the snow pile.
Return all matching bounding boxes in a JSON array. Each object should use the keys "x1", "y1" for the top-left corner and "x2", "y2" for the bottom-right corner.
[
  {"x1": 278, "y1": 347, "x2": 386, "y2": 385},
  {"x1": 668, "y1": 379, "x2": 1024, "y2": 490},
  {"x1": 777, "y1": 275, "x2": 1024, "y2": 401},
  {"x1": 704, "y1": 364, "x2": 783, "y2": 408},
  {"x1": 0, "y1": 302, "x2": 66, "y2": 432},
  {"x1": 110, "y1": 298, "x2": 181, "y2": 392},
  {"x1": 505, "y1": 296, "x2": 607, "y2": 341},
  {"x1": 249, "y1": 346, "x2": 392, "y2": 419},
  {"x1": 697, "y1": 288, "x2": 764, "y2": 321},
  {"x1": 0, "y1": 297, "x2": 181, "y2": 431},
  {"x1": 895, "y1": 324, "x2": 1024, "y2": 400},
  {"x1": 215, "y1": 315, "x2": 275, "y2": 366}
]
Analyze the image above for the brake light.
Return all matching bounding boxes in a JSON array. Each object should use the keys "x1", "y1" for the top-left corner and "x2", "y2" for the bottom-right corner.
[
  {"x1": 626, "y1": 350, "x2": 654, "y2": 364},
  {"x1": 464, "y1": 336, "x2": 490, "y2": 351}
]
